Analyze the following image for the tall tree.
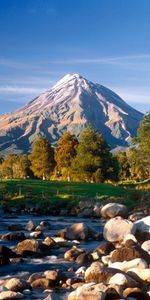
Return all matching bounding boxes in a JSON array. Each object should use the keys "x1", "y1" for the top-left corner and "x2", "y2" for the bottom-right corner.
[
  {"x1": 116, "y1": 152, "x2": 131, "y2": 180},
  {"x1": 72, "y1": 127, "x2": 116, "y2": 182},
  {"x1": 55, "y1": 132, "x2": 78, "y2": 181},
  {"x1": 131, "y1": 112, "x2": 150, "y2": 180},
  {"x1": 29, "y1": 136, "x2": 55, "y2": 179}
]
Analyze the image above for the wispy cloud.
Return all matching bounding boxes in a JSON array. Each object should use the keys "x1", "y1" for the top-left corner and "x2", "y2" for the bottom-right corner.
[
  {"x1": 0, "y1": 86, "x2": 45, "y2": 94},
  {"x1": 111, "y1": 86, "x2": 150, "y2": 104}
]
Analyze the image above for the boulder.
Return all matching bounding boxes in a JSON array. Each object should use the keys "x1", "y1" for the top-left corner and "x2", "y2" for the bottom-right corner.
[
  {"x1": 141, "y1": 240, "x2": 150, "y2": 254},
  {"x1": 43, "y1": 237, "x2": 56, "y2": 248},
  {"x1": 123, "y1": 287, "x2": 150, "y2": 300},
  {"x1": 127, "y1": 268, "x2": 150, "y2": 282},
  {"x1": 108, "y1": 273, "x2": 138, "y2": 288},
  {"x1": 132, "y1": 216, "x2": 150, "y2": 242},
  {"x1": 84, "y1": 262, "x2": 104, "y2": 283},
  {"x1": 64, "y1": 246, "x2": 85, "y2": 261},
  {"x1": 44, "y1": 270, "x2": 65, "y2": 284},
  {"x1": 69, "y1": 283, "x2": 106, "y2": 300},
  {"x1": 110, "y1": 242, "x2": 150, "y2": 264},
  {"x1": 16, "y1": 239, "x2": 40, "y2": 256},
  {"x1": 65, "y1": 223, "x2": 95, "y2": 240},
  {"x1": 0, "y1": 291, "x2": 23, "y2": 299},
  {"x1": 28, "y1": 272, "x2": 44, "y2": 283},
  {"x1": 30, "y1": 231, "x2": 44, "y2": 239},
  {"x1": 25, "y1": 220, "x2": 35, "y2": 231},
  {"x1": 1, "y1": 232, "x2": 25, "y2": 241},
  {"x1": 31, "y1": 278, "x2": 50, "y2": 289},
  {"x1": 4, "y1": 278, "x2": 30, "y2": 292},
  {"x1": 103, "y1": 217, "x2": 133, "y2": 242},
  {"x1": 76, "y1": 252, "x2": 93, "y2": 265},
  {"x1": 109, "y1": 258, "x2": 148, "y2": 272},
  {"x1": 101, "y1": 203, "x2": 128, "y2": 218},
  {"x1": 95, "y1": 242, "x2": 115, "y2": 256}
]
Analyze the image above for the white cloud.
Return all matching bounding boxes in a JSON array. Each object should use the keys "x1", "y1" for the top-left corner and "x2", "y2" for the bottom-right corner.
[{"x1": 0, "y1": 86, "x2": 45, "y2": 94}]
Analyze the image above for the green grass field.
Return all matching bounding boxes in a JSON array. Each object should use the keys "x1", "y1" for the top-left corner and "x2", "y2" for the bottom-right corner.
[{"x1": 0, "y1": 179, "x2": 141, "y2": 212}]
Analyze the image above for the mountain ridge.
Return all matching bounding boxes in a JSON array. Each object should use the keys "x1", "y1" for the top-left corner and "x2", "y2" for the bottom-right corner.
[{"x1": 0, "y1": 73, "x2": 143, "y2": 155}]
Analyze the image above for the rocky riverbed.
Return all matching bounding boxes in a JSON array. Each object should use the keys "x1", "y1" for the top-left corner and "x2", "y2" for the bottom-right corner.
[{"x1": 0, "y1": 202, "x2": 150, "y2": 300}]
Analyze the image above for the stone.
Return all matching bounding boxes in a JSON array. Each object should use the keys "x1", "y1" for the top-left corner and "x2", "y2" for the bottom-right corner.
[
  {"x1": 70, "y1": 283, "x2": 106, "y2": 300},
  {"x1": 76, "y1": 252, "x2": 93, "y2": 265},
  {"x1": 103, "y1": 217, "x2": 134, "y2": 242},
  {"x1": 31, "y1": 278, "x2": 50, "y2": 289},
  {"x1": 109, "y1": 273, "x2": 137, "y2": 288},
  {"x1": 101, "y1": 203, "x2": 128, "y2": 218},
  {"x1": 65, "y1": 223, "x2": 95, "y2": 241},
  {"x1": 1, "y1": 232, "x2": 25, "y2": 241},
  {"x1": 4, "y1": 278, "x2": 30, "y2": 292},
  {"x1": 84, "y1": 262, "x2": 104, "y2": 283},
  {"x1": 127, "y1": 268, "x2": 150, "y2": 282},
  {"x1": 95, "y1": 242, "x2": 115, "y2": 256},
  {"x1": 141, "y1": 240, "x2": 150, "y2": 254},
  {"x1": 78, "y1": 208, "x2": 93, "y2": 218},
  {"x1": 132, "y1": 216, "x2": 150, "y2": 242},
  {"x1": 0, "y1": 291, "x2": 23, "y2": 299},
  {"x1": 16, "y1": 239, "x2": 40, "y2": 255},
  {"x1": 30, "y1": 231, "x2": 44, "y2": 238},
  {"x1": 64, "y1": 246, "x2": 85, "y2": 261},
  {"x1": 110, "y1": 243, "x2": 150, "y2": 264},
  {"x1": 122, "y1": 234, "x2": 137, "y2": 244},
  {"x1": 109, "y1": 258, "x2": 148, "y2": 272},
  {"x1": 25, "y1": 220, "x2": 35, "y2": 231},
  {"x1": 123, "y1": 287, "x2": 150, "y2": 300},
  {"x1": 43, "y1": 237, "x2": 56, "y2": 248},
  {"x1": 28, "y1": 272, "x2": 44, "y2": 283}
]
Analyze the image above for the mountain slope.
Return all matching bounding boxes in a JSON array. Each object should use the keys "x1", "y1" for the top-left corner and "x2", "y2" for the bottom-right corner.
[{"x1": 0, "y1": 73, "x2": 143, "y2": 154}]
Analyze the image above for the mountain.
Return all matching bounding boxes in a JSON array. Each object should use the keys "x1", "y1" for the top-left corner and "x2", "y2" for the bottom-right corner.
[{"x1": 0, "y1": 73, "x2": 143, "y2": 155}]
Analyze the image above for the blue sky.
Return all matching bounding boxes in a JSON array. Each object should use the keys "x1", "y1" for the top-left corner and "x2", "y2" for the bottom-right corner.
[{"x1": 0, "y1": 0, "x2": 150, "y2": 114}]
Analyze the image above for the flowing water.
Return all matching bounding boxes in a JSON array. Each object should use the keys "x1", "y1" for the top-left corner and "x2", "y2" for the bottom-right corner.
[{"x1": 0, "y1": 213, "x2": 104, "y2": 299}]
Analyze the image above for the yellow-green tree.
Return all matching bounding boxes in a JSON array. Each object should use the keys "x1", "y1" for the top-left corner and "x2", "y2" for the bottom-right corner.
[
  {"x1": 55, "y1": 132, "x2": 78, "y2": 180},
  {"x1": 29, "y1": 136, "x2": 55, "y2": 179}
]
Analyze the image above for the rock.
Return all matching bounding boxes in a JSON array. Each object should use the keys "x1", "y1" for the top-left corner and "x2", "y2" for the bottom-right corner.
[
  {"x1": 109, "y1": 258, "x2": 148, "y2": 272},
  {"x1": 31, "y1": 278, "x2": 50, "y2": 289},
  {"x1": 35, "y1": 221, "x2": 50, "y2": 231},
  {"x1": 122, "y1": 234, "x2": 137, "y2": 244},
  {"x1": 65, "y1": 223, "x2": 95, "y2": 240},
  {"x1": 101, "y1": 203, "x2": 128, "y2": 218},
  {"x1": 8, "y1": 224, "x2": 24, "y2": 231},
  {"x1": 43, "y1": 237, "x2": 56, "y2": 248},
  {"x1": 79, "y1": 199, "x2": 96, "y2": 209},
  {"x1": 123, "y1": 287, "x2": 150, "y2": 300},
  {"x1": 75, "y1": 266, "x2": 86, "y2": 275},
  {"x1": 103, "y1": 217, "x2": 134, "y2": 242},
  {"x1": 0, "y1": 255, "x2": 10, "y2": 266},
  {"x1": 75, "y1": 252, "x2": 93, "y2": 265},
  {"x1": 28, "y1": 272, "x2": 44, "y2": 283},
  {"x1": 110, "y1": 242, "x2": 150, "y2": 264},
  {"x1": 0, "y1": 291, "x2": 23, "y2": 299},
  {"x1": 127, "y1": 268, "x2": 150, "y2": 282},
  {"x1": 132, "y1": 216, "x2": 150, "y2": 242},
  {"x1": 10, "y1": 257, "x2": 24, "y2": 264},
  {"x1": 30, "y1": 231, "x2": 44, "y2": 238},
  {"x1": 44, "y1": 270, "x2": 65, "y2": 285},
  {"x1": 128, "y1": 212, "x2": 145, "y2": 222},
  {"x1": 4, "y1": 278, "x2": 30, "y2": 292},
  {"x1": 64, "y1": 246, "x2": 85, "y2": 261},
  {"x1": 95, "y1": 242, "x2": 115, "y2": 256},
  {"x1": 1, "y1": 232, "x2": 25, "y2": 241},
  {"x1": 109, "y1": 273, "x2": 138, "y2": 288},
  {"x1": 69, "y1": 283, "x2": 106, "y2": 300},
  {"x1": 141, "y1": 240, "x2": 150, "y2": 254},
  {"x1": 0, "y1": 246, "x2": 16, "y2": 258},
  {"x1": 16, "y1": 239, "x2": 40, "y2": 256},
  {"x1": 25, "y1": 220, "x2": 35, "y2": 231},
  {"x1": 84, "y1": 262, "x2": 104, "y2": 283}
]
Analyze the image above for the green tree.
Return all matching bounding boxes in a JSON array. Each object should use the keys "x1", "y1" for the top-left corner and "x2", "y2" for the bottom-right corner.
[
  {"x1": 0, "y1": 154, "x2": 17, "y2": 178},
  {"x1": 72, "y1": 127, "x2": 116, "y2": 182},
  {"x1": 55, "y1": 132, "x2": 78, "y2": 181},
  {"x1": 13, "y1": 155, "x2": 32, "y2": 179},
  {"x1": 129, "y1": 112, "x2": 150, "y2": 180},
  {"x1": 116, "y1": 152, "x2": 131, "y2": 180},
  {"x1": 29, "y1": 136, "x2": 55, "y2": 179}
]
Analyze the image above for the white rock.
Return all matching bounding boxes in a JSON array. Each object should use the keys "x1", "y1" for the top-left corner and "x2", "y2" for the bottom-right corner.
[
  {"x1": 0, "y1": 291, "x2": 23, "y2": 299},
  {"x1": 141, "y1": 240, "x2": 150, "y2": 254},
  {"x1": 103, "y1": 217, "x2": 133, "y2": 242},
  {"x1": 109, "y1": 273, "x2": 137, "y2": 288},
  {"x1": 75, "y1": 266, "x2": 86, "y2": 275},
  {"x1": 109, "y1": 258, "x2": 148, "y2": 272},
  {"x1": 122, "y1": 234, "x2": 137, "y2": 244},
  {"x1": 101, "y1": 203, "x2": 128, "y2": 218},
  {"x1": 127, "y1": 268, "x2": 150, "y2": 282},
  {"x1": 132, "y1": 216, "x2": 150, "y2": 235}
]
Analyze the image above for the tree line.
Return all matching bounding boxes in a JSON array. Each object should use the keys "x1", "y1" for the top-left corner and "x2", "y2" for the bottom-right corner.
[{"x1": 0, "y1": 112, "x2": 149, "y2": 182}]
